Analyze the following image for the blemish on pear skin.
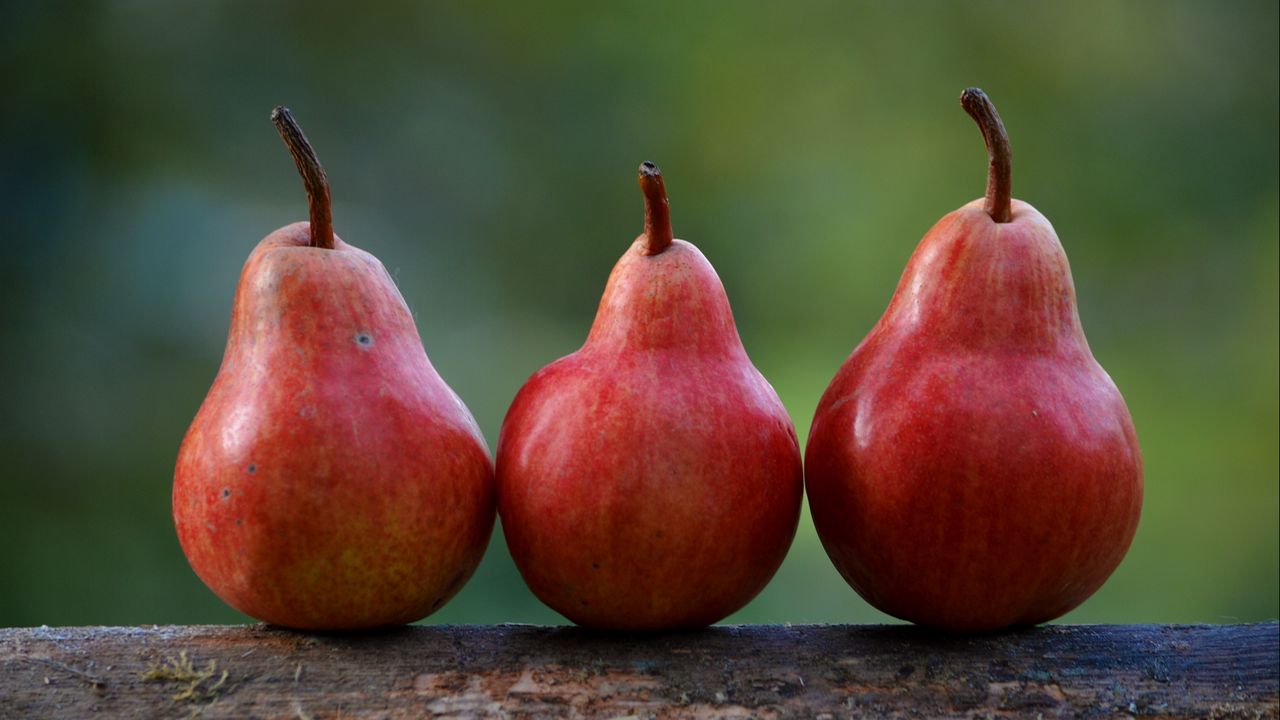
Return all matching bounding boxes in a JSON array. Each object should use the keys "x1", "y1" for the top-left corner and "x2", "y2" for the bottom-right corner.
[
  {"x1": 222, "y1": 488, "x2": 231, "y2": 499},
  {"x1": 247, "y1": 463, "x2": 257, "y2": 474},
  {"x1": 447, "y1": 571, "x2": 465, "y2": 592},
  {"x1": 355, "y1": 332, "x2": 374, "y2": 349}
]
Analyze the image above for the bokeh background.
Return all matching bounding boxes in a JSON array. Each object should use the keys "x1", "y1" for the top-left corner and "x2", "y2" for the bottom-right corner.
[{"x1": 1, "y1": 1, "x2": 1276, "y2": 627}]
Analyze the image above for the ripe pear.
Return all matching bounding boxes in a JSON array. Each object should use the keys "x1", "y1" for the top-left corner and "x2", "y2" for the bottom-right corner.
[
  {"x1": 805, "y1": 89, "x2": 1143, "y2": 632},
  {"x1": 173, "y1": 108, "x2": 495, "y2": 630},
  {"x1": 496, "y1": 163, "x2": 803, "y2": 630}
]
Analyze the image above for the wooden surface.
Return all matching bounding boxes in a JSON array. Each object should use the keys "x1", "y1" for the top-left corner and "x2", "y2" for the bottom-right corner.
[{"x1": 1, "y1": 623, "x2": 1276, "y2": 719}]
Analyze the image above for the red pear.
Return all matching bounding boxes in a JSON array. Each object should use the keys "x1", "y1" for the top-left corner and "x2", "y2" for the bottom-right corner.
[
  {"x1": 805, "y1": 89, "x2": 1143, "y2": 632},
  {"x1": 173, "y1": 108, "x2": 495, "y2": 630},
  {"x1": 496, "y1": 163, "x2": 803, "y2": 630}
]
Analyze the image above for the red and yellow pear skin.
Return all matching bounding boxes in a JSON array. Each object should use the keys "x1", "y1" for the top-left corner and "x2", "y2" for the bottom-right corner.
[
  {"x1": 496, "y1": 163, "x2": 803, "y2": 630},
  {"x1": 173, "y1": 109, "x2": 494, "y2": 631},
  {"x1": 805, "y1": 91, "x2": 1143, "y2": 632}
]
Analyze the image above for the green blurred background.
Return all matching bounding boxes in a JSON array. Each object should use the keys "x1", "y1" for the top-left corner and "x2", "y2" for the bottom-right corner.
[{"x1": 1, "y1": 1, "x2": 1276, "y2": 628}]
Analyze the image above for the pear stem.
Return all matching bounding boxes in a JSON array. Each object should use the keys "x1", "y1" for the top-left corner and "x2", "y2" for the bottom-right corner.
[
  {"x1": 638, "y1": 161, "x2": 673, "y2": 255},
  {"x1": 271, "y1": 106, "x2": 335, "y2": 249},
  {"x1": 960, "y1": 88, "x2": 1012, "y2": 223}
]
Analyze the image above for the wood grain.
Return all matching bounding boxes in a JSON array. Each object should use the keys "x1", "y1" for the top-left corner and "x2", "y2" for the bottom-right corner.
[{"x1": 2, "y1": 624, "x2": 1276, "y2": 718}]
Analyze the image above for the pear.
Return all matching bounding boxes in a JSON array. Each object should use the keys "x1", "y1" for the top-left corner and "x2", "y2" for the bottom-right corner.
[
  {"x1": 496, "y1": 162, "x2": 803, "y2": 630},
  {"x1": 173, "y1": 107, "x2": 495, "y2": 630},
  {"x1": 805, "y1": 89, "x2": 1143, "y2": 632}
]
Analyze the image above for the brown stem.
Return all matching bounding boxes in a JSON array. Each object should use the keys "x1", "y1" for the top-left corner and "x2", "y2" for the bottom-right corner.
[
  {"x1": 638, "y1": 161, "x2": 673, "y2": 255},
  {"x1": 959, "y1": 88, "x2": 1012, "y2": 223},
  {"x1": 270, "y1": 106, "x2": 335, "y2": 249}
]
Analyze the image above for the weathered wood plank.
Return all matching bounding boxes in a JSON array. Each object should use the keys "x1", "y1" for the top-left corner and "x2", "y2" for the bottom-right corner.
[{"x1": 1, "y1": 624, "x2": 1276, "y2": 719}]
